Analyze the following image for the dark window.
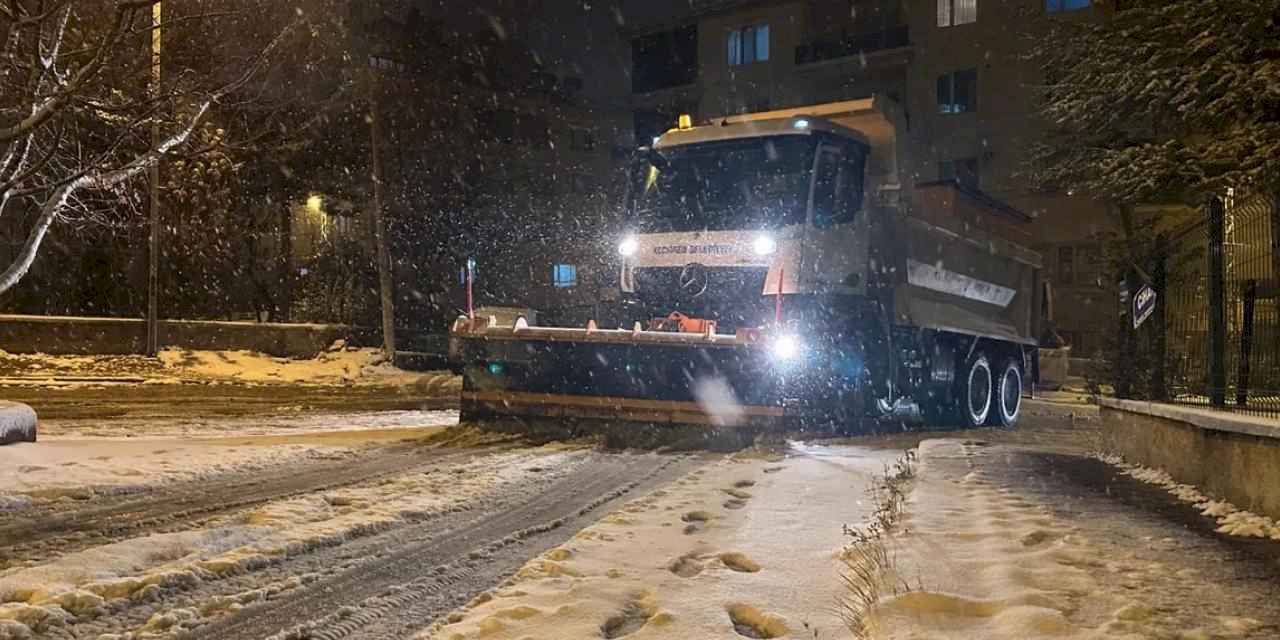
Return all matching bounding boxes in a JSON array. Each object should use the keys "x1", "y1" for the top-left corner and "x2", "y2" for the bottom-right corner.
[
  {"x1": 937, "y1": 69, "x2": 978, "y2": 114},
  {"x1": 939, "y1": 157, "x2": 980, "y2": 189},
  {"x1": 368, "y1": 56, "x2": 407, "y2": 73},
  {"x1": 631, "y1": 26, "x2": 698, "y2": 93},
  {"x1": 552, "y1": 264, "x2": 577, "y2": 288},
  {"x1": 1058, "y1": 246, "x2": 1076, "y2": 285},
  {"x1": 571, "y1": 128, "x2": 597, "y2": 151},
  {"x1": 728, "y1": 24, "x2": 770, "y2": 65},
  {"x1": 938, "y1": 0, "x2": 977, "y2": 26},
  {"x1": 478, "y1": 110, "x2": 518, "y2": 145},
  {"x1": 813, "y1": 145, "x2": 867, "y2": 228},
  {"x1": 518, "y1": 114, "x2": 550, "y2": 148},
  {"x1": 1046, "y1": 0, "x2": 1090, "y2": 13}
]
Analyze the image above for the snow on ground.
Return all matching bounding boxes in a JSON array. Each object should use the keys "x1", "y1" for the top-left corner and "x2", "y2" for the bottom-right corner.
[
  {"x1": 0, "y1": 407, "x2": 457, "y2": 500},
  {"x1": 38, "y1": 408, "x2": 460, "y2": 439},
  {"x1": 871, "y1": 439, "x2": 1269, "y2": 639},
  {"x1": 0, "y1": 438, "x2": 352, "y2": 498},
  {"x1": 422, "y1": 443, "x2": 898, "y2": 640},
  {"x1": 1095, "y1": 453, "x2": 1280, "y2": 541},
  {"x1": 0, "y1": 448, "x2": 589, "y2": 637}
]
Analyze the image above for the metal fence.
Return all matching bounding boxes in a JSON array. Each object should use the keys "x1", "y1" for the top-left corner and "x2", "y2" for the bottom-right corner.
[{"x1": 1160, "y1": 192, "x2": 1279, "y2": 416}]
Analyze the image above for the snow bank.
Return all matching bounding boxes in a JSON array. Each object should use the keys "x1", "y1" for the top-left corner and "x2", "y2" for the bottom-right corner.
[
  {"x1": 0, "y1": 347, "x2": 441, "y2": 388},
  {"x1": 156, "y1": 347, "x2": 424, "y2": 386},
  {"x1": 422, "y1": 442, "x2": 897, "y2": 639},
  {"x1": 1095, "y1": 453, "x2": 1280, "y2": 541},
  {"x1": 0, "y1": 402, "x2": 36, "y2": 446}
]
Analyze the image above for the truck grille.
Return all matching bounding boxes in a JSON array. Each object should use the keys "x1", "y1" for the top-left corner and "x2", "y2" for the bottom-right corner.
[{"x1": 631, "y1": 266, "x2": 772, "y2": 331}]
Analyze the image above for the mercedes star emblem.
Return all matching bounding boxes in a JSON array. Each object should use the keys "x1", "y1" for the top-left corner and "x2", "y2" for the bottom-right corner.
[{"x1": 679, "y1": 263, "x2": 709, "y2": 298}]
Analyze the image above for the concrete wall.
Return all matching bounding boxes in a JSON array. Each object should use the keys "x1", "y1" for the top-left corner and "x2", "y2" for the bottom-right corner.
[
  {"x1": 1101, "y1": 398, "x2": 1280, "y2": 520},
  {"x1": 0, "y1": 314, "x2": 380, "y2": 358}
]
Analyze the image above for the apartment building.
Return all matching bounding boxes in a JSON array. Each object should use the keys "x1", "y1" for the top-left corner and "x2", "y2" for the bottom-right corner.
[{"x1": 626, "y1": 0, "x2": 1115, "y2": 352}]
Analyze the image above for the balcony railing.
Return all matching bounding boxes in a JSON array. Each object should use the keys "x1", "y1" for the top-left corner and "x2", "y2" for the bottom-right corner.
[{"x1": 795, "y1": 26, "x2": 910, "y2": 66}]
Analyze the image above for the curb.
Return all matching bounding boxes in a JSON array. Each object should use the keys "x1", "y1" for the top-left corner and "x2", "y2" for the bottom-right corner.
[{"x1": 0, "y1": 401, "x2": 37, "y2": 445}]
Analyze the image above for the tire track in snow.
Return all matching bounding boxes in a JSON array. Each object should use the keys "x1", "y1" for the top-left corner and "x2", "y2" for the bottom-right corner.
[
  {"x1": 0, "y1": 444, "x2": 501, "y2": 570},
  {"x1": 181, "y1": 452, "x2": 704, "y2": 640}
]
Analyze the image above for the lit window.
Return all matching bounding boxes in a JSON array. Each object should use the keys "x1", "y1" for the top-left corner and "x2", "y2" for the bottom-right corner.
[
  {"x1": 728, "y1": 24, "x2": 769, "y2": 65},
  {"x1": 552, "y1": 264, "x2": 578, "y2": 288},
  {"x1": 938, "y1": 0, "x2": 977, "y2": 27},
  {"x1": 1046, "y1": 0, "x2": 1090, "y2": 13},
  {"x1": 937, "y1": 69, "x2": 978, "y2": 114}
]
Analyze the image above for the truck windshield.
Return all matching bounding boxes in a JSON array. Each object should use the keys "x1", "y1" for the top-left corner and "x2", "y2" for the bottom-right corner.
[{"x1": 628, "y1": 136, "x2": 816, "y2": 233}]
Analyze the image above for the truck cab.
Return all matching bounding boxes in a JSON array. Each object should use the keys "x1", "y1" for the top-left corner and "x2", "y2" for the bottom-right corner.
[{"x1": 617, "y1": 105, "x2": 889, "y2": 332}]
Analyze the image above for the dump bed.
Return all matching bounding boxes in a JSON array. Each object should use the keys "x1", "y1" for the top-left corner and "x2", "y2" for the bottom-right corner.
[{"x1": 892, "y1": 183, "x2": 1042, "y2": 345}]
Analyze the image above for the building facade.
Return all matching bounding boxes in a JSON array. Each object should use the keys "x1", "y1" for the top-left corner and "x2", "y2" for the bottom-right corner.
[{"x1": 626, "y1": 0, "x2": 1115, "y2": 353}]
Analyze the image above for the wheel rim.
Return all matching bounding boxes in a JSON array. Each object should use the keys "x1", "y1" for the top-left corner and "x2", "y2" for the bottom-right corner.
[
  {"x1": 1001, "y1": 366, "x2": 1022, "y2": 423},
  {"x1": 967, "y1": 359, "x2": 992, "y2": 423}
]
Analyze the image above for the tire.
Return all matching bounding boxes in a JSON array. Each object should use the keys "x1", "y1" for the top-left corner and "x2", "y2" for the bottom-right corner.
[
  {"x1": 987, "y1": 357, "x2": 1023, "y2": 429},
  {"x1": 960, "y1": 352, "x2": 994, "y2": 428}
]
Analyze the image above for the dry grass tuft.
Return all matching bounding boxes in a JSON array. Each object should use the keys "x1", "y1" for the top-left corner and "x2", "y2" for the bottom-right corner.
[{"x1": 838, "y1": 449, "x2": 919, "y2": 639}]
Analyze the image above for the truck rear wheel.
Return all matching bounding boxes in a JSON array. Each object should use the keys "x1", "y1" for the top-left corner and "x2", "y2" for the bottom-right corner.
[
  {"x1": 988, "y1": 357, "x2": 1023, "y2": 429},
  {"x1": 961, "y1": 352, "x2": 993, "y2": 428}
]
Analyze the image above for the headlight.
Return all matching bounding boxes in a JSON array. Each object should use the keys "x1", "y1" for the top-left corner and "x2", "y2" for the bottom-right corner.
[
  {"x1": 752, "y1": 234, "x2": 777, "y2": 256},
  {"x1": 772, "y1": 334, "x2": 801, "y2": 361},
  {"x1": 618, "y1": 236, "x2": 639, "y2": 257}
]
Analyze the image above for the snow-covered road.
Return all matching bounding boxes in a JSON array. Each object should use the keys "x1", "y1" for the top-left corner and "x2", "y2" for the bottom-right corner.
[{"x1": 1, "y1": 398, "x2": 1278, "y2": 639}]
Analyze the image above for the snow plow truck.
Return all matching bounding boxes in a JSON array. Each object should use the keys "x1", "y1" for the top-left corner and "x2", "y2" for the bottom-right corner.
[{"x1": 450, "y1": 97, "x2": 1043, "y2": 438}]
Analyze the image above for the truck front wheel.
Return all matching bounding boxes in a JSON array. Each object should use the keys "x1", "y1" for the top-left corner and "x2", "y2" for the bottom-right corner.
[
  {"x1": 988, "y1": 357, "x2": 1023, "y2": 428},
  {"x1": 961, "y1": 353, "x2": 994, "y2": 428}
]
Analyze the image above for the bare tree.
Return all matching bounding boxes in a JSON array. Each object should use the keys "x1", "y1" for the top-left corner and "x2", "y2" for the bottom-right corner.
[{"x1": 0, "y1": 0, "x2": 303, "y2": 295}]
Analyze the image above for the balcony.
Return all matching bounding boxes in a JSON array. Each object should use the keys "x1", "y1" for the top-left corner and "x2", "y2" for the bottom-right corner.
[{"x1": 795, "y1": 26, "x2": 910, "y2": 66}]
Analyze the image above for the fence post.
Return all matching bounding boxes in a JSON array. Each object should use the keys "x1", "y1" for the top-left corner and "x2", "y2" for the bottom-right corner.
[
  {"x1": 1236, "y1": 279, "x2": 1257, "y2": 406},
  {"x1": 1208, "y1": 196, "x2": 1228, "y2": 407},
  {"x1": 1115, "y1": 266, "x2": 1135, "y2": 399},
  {"x1": 1151, "y1": 233, "x2": 1169, "y2": 401},
  {"x1": 1272, "y1": 193, "x2": 1280, "y2": 294}
]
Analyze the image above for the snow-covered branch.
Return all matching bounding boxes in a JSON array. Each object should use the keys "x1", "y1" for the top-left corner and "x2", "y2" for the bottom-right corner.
[
  {"x1": 1026, "y1": 0, "x2": 1280, "y2": 205},
  {"x1": 0, "y1": 101, "x2": 208, "y2": 294},
  {"x1": 0, "y1": 0, "x2": 318, "y2": 296}
]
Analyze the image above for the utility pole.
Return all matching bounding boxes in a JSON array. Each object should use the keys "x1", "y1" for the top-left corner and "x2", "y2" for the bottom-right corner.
[
  {"x1": 146, "y1": 1, "x2": 162, "y2": 356},
  {"x1": 367, "y1": 66, "x2": 397, "y2": 362}
]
